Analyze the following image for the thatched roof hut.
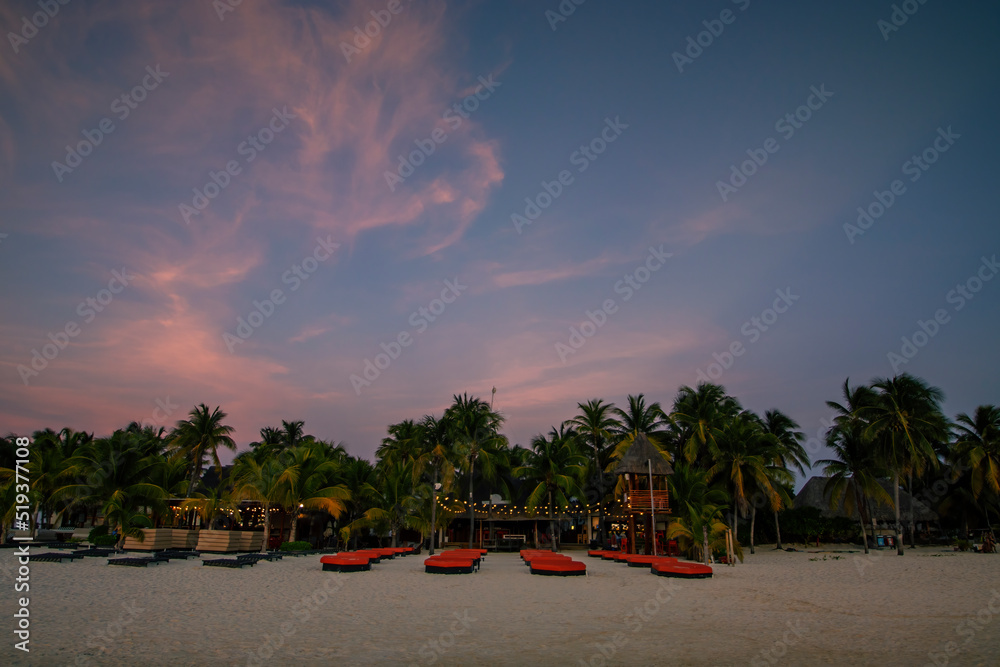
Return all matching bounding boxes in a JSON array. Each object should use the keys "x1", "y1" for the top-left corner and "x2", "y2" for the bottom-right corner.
[
  {"x1": 793, "y1": 476, "x2": 938, "y2": 522},
  {"x1": 612, "y1": 434, "x2": 674, "y2": 476}
]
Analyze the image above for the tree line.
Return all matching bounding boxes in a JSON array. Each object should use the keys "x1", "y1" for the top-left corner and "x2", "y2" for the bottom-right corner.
[{"x1": 1, "y1": 374, "x2": 996, "y2": 558}]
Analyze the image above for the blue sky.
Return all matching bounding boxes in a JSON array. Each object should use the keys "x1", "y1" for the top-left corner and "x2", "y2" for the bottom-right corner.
[{"x1": 2, "y1": 1, "x2": 997, "y2": 480}]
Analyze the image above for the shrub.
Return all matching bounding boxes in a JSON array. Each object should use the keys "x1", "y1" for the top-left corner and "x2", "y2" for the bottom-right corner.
[
  {"x1": 279, "y1": 541, "x2": 311, "y2": 552},
  {"x1": 87, "y1": 525, "x2": 109, "y2": 542},
  {"x1": 93, "y1": 535, "x2": 118, "y2": 547},
  {"x1": 956, "y1": 539, "x2": 971, "y2": 552}
]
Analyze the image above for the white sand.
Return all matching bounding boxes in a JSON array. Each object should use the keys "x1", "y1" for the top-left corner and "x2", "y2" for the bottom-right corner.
[{"x1": 2, "y1": 545, "x2": 999, "y2": 666}]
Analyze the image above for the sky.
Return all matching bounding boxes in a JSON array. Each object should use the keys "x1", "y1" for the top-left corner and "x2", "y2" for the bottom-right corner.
[{"x1": 2, "y1": 1, "x2": 998, "y2": 482}]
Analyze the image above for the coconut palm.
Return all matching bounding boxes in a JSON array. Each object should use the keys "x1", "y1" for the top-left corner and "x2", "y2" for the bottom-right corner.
[
  {"x1": 819, "y1": 379, "x2": 888, "y2": 553},
  {"x1": 761, "y1": 410, "x2": 810, "y2": 550},
  {"x1": 413, "y1": 415, "x2": 455, "y2": 554},
  {"x1": 863, "y1": 374, "x2": 949, "y2": 555},
  {"x1": 168, "y1": 404, "x2": 236, "y2": 497},
  {"x1": 445, "y1": 393, "x2": 509, "y2": 549},
  {"x1": 181, "y1": 483, "x2": 242, "y2": 530},
  {"x1": 671, "y1": 383, "x2": 741, "y2": 465},
  {"x1": 55, "y1": 430, "x2": 167, "y2": 532},
  {"x1": 953, "y1": 405, "x2": 1000, "y2": 537},
  {"x1": 514, "y1": 426, "x2": 588, "y2": 552},
  {"x1": 705, "y1": 412, "x2": 781, "y2": 551},
  {"x1": 342, "y1": 458, "x2": 420, "y2": 547},
  {"x1": 666, "y1": 464, "x2": 735, "y2": 564},
  {"x1": 563, "y1": 398, "x2": 618, "y2": 547},
  {"x1": 377, "y1": 419, "x2": 423, "y2": 468},
  {"x1": 278, "y1": 443, "x2": 350, "y2": 544},
  {"x1": 953, "y1": 406, "x2": 1000, "y2": 498},
  {"x1": 231, "y1": 454, "x2": 287, "y2": 552}
]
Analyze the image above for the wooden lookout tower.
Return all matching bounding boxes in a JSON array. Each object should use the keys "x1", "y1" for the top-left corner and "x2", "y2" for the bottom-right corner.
[{"x1": 613, "y1": 433, "x2": 674, "y2": 555}]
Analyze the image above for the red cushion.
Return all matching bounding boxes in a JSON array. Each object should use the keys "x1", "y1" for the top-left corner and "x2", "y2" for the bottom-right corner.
[
  {"x1": 651, "y1": 561, "x2": 713, "y2": 578},
  {"x1": 530, "y1": 560, "x2": 586, "y2": 575},
  {"x1": 320, "y1": 554, "x2": 371, "y2": 564}
]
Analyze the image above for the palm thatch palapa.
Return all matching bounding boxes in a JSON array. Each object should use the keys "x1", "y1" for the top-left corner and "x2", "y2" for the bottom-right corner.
[
  {"x1": 613, "y1": 433, "x2": 674, "y2": 555},
  {"x1": 793, "y1": 476, "x2": 938, "y2": 539}
]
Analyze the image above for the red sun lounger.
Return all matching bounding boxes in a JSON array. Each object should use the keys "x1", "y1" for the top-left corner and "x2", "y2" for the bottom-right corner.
[
  {"x1": 424, "y1": 556, "x2": 475, "y2": 574},
  {"x1": 651, "y1": 561, "x2": 713, "y2": 579},
  {"x1": 530, "y1": 559, "x2": 586, "y2": 576},
  {"x1": 587, "y1": 550, "x2": 611, "y2": 558},
  {"x1": 320, "y1": 554, "x2": 371, "y2": 572},
  {"x1": 625, "y1": 555, "x2": 678, "y2": 567}
]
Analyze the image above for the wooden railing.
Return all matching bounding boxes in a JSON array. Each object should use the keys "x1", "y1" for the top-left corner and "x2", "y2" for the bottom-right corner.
[{"x1": 626, "y1": 490, "x2": 670, "y2": 513}]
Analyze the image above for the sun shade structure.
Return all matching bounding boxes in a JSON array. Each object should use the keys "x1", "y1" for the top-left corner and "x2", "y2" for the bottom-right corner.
[{"x1": 613, "y1": 434, "x2": 674, "y2": 555}]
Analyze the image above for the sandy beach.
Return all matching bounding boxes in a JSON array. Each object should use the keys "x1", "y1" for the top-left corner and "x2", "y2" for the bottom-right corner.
[{"x1": 3, "y1": 546, "x2": 998, "y2": 666}]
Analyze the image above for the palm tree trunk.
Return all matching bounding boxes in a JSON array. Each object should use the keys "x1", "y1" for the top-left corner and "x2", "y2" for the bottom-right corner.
[
  {"x1": 749, "y1": 505, "x2": 756, "y2": 555},
  {"x1": 289, "y1": 510, "x2": 298, "y2": 544},
  {"x1": 261, "y1": 504, "x2": 270, "y2": 553},
  {"x1": 854, "y1": 487, "x2": 869, "y2": 554},
  {"x1": 774, "y1": 510, "x2": 783, "y2": 550},
  {"x1": 548, "y1": 490, "x2": 557, "y2": 553},
  {"x1": 908, "y1": 471, "x2": 916, "y2": 548},
  {"x1": 732, "y1": 505, "x2": 739, "y2": 553},
  {"x1": 702, "y1": 525, "x2": 710, "y2": 565},
  {"x1": 595, "y1": 439, "x2": 605, "y2": 547},
  {"x1": 429, "y1": 467, "x2": 438, "y2": 555},
  {"x1": 467, "y1": 457, "x2": 476, "y2": 549},
  {"x1": 893, "y1": 472, "x2": 904, "y2": 556}
]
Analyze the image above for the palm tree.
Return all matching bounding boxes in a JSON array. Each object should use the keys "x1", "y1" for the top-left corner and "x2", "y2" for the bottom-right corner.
[
  {"x1": 563, "y1": 399, "x2": 618, "y2": 547},
  {"x1": 445, "y1": 393, "x2": 509, "y2": 549},
  {"x1": 705, "y1": 412, "x2": 781, "y2": 552},
  {"x1": 819, "y1": 379, "x2": 887, "y2": 553},
  {"x1": 514, "y1": 426, "x2": 588, "y2": 552},
  {"x1": 168, "y1": 404, "x2": 236, "y2": 498},
  {"x1": 413, "y1": 415, "x2": 455, "y2": 554},
  {"x1": 762, "y1": 410, "x2": 810, "y2": 550},
  {"x1": 671, "y1": 383, "x2": 741, "y2": 465},
  {"x1": 181, "y1": 483, "x2": 242, "y2": 530},
  {"x1": 666, "y1": 464, "x2": 734, "y2": 564},
  {"x1": 377, "y1": 419, "x2": 423, "y2": 468},
  {"x1": 611, "y1": 394, "x2": 669, "y2": 453},
  {"x1": 343, "y1": 459, "x2": 420, "y2": 547},
  {"x1": 278, "y1": 443, "x2": 350, "y2": 544},
  {"x1": 56, "y1": 431, "x2": 167, "y2": 546},
  {"x1": 337, "y1": 457, "x2": 380, "y2": 550},
  {"x1": 953, "y1": 405, "x2": 1000, "y2": 536},
  {"x1": 231, "y1": 454, "x2": 287, "y2": 552},
  {"x1": 863, "y1": 374, "x2": 949, "y2": 555}
]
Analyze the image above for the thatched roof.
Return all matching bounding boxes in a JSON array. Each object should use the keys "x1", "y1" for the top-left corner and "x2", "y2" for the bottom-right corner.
[
  {"x1": 793, "y1": 476, "x2": 938, "y2": 522},
  {"x1": 613, "y1": 434, "x2": 674, "y2": 476}
]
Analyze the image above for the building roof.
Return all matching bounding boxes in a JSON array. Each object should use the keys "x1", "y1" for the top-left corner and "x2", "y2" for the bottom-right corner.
[
  {"x1": 793, "y1": 476, "x2": 938, "y2": 522},
  {"x1": 612, "y1": 433, "x2": 674, "y2": 476}
]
